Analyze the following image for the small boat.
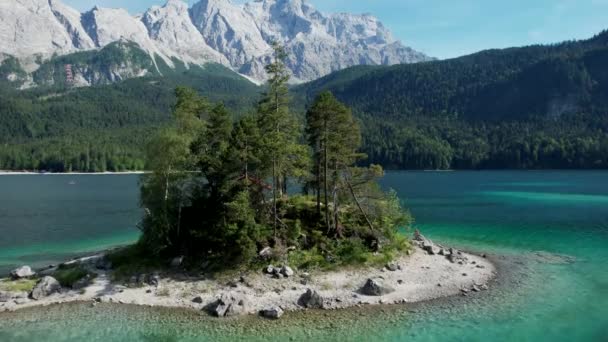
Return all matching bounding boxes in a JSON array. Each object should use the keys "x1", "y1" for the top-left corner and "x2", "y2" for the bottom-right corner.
[{"x1": 68, "y1": 180, "x2": 77, "y2": 185}]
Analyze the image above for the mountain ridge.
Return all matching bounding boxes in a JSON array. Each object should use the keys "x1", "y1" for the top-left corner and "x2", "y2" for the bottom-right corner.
[{"x1": 0, "y1": 0, "x2": 432, "y2": 87}]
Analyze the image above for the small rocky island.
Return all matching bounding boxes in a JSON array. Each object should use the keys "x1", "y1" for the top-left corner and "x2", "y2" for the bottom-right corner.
[
  {"x1": 0, "y1": 232, "x2": 494, "y2": 317},
  {"x1": 1, "y1": 47, "x2": 496, "y2": 317}
]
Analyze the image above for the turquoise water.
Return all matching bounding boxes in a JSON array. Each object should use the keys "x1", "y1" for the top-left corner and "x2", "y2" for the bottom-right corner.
[
  {"x1": 0, "y1": 175, "x2": 141, "y2": 274},
  {"x1": 0, "y1": 171, "x2": 607, "y2": 341}
]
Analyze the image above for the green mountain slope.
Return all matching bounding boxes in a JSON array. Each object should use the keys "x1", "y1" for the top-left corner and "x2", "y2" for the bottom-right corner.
[{"x1": 2, "y1": 32, "x2": 608, "y2": 171}]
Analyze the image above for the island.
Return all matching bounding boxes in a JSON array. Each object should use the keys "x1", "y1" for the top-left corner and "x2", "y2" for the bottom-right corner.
[{"x1": 0, "y1": 45, "x2": 495, "y2": 318}]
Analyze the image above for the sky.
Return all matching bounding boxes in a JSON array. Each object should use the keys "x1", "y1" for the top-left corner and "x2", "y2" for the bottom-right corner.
[{"x1": 62, "y1": 0, "x2": 608, "y2": 59}]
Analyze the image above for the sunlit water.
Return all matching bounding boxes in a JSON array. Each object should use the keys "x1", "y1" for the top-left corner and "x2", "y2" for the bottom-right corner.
[{"x1": 0, "y1": 171, "x2": 607, "y2": 341}]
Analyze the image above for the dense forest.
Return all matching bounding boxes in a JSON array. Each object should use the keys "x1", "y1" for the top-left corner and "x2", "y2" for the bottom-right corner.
[
  {"x1": 134, "y1": 45, "x2": 410, "y2": 269},
  {"x1": 1, "y1": 31, "x2": 608, "y2": 171}
]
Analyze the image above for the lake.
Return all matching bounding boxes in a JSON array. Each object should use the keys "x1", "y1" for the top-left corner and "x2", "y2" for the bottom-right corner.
[{"x1": 0, "y1": 171, "x2": 607, "y2": 341}]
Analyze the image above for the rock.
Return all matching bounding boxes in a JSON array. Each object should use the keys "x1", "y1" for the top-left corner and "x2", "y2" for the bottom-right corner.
[
  {"x1": 272, "y1": 272, "x2": 284, "y2": 279},
  {"x1": 259, "y1": 247, "x2": 273, "y2": 259},
  {"x1": 397, "y1": 279, "x2": 404, "y2": 285},
  {"x1": 170, "y1": 256, "x2": 184, "y2": 268},
  {"x1": 386, "y1": 263, "x2": 399, "y2": 272},
  {"x1": 480, "y1": 284, "x2": 489, "y2": 291},
  {"x1": 207, "y1": 294, "x2": 248, "y2": 317},
  {"x1": 462, "y1": 273, "x2": 468, "y2": 277},
  {"x1": 298, "y1": 289, "x2": 324, "y2": 309},
  {"x1": 0, "y1": 291, "x2": 25, "y2": 303},
  {"x1": 264, "y1": 265, "x2": 275, "y2": 274},
  {"x1": 30, "y1": 276, "x2": 61, "y2": 300},
  {"x1": 227, "y1": 280, "x2": 239, "y2": 288},
  {"x1": 476, "y1": 265, "x2": 486, "y2": 269},
  {"x1": 10, "y1": 266, "x2": 35, "y2": 279},
  {"x1": 481, "y1": 254, "x2": 487, "y2": 258},
  {"x1": 260, "y1": 306, "x2": 284, "y2": 319},
  {"x1": 472, "y1": 286, "x2": 481, "y2": 292},
  {"x1": 14, "y1": 298, "x2": 29, "y2": 305},
  {"x1": 280, "y1": 266, "x2": 295, "y2": 277},
  {"x1": 148, "y1": 274, "x2": 161, "y2": 287},
  {"x1": 360, "y1": 278, "x2": 395, "y2": 296},
  {"x1": 192, "y1": 296, "x2": 204, "y2": 304}
]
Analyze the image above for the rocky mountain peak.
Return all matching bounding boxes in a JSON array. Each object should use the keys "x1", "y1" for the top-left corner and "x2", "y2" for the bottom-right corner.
[{"x1": 0, "y1": 0, "x2": 433, "y2": 86}]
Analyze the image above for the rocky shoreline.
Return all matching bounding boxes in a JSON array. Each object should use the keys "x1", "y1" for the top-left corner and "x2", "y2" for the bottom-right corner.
[{"x1": 0, "y1": 237, "x2": 495, "y2": 319}]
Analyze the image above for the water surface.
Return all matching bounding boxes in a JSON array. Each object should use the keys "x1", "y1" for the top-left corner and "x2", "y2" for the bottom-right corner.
[{"x1": 0, "y1": 171, "x2": 607, "y2": 341}]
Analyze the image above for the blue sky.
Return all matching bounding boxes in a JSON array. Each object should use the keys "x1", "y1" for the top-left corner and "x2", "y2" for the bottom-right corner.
[{"x1": 62, "y1": 0, "x2": 608, "y2": 59}]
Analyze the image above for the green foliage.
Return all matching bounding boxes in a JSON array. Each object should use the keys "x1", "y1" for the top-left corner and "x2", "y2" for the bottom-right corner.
[
  {"x1": 0, "y1": 54, "x2": 260, "y2": 172},
  {"x1": 53, "y1": 265, "x2": 91, "y2": 287},
  {"x1": 138, "y1": 51, "x2": 411, "y2": 271},
  {"x1": 0, "y1": 278, "x2": 38, "y2": 292},
  {"x1": 295, "y1": 31, "x2": 608, "y2": 170},
  {"x1": 106, "y1": 244, "x2": 164, "y2": 281}
]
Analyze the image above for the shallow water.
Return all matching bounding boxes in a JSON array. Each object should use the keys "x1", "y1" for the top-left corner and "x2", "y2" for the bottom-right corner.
[{"x1": 1, "y1": 171, "x2": 607, "y2": 341}]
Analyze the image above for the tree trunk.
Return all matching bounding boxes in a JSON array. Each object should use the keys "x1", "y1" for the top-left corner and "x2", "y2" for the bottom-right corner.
[
  {"x1": 272, "y1": 157, "x2": 277, "y2": 237},
  {"x1": 315, "y1": 152, "x2": 321, "y2": 217},
  {"x1": 324, "y1": 141, "x2": 330, "y2": 232},
  {"x1": 345, "y1": 175, "x2": 374, "y2": 232}
]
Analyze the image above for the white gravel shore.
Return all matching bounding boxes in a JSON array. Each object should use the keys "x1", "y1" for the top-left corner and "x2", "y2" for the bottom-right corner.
[{"x1": 0, "y1": 246, "x2": 495, "y2": 316}]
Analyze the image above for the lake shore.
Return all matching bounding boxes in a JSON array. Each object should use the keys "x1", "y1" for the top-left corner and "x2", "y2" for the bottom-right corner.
[
  {"x1": 0, "y1": 245, "x2": 495, "y2": 318},
  {"x1": 0, "y1": 171, "x2": 147, "y2": 175}
]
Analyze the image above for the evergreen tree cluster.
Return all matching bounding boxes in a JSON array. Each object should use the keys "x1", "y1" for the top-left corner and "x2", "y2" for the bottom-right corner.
[{"x1": 138, "y1": 46, "x2": 411, "y2": 269}]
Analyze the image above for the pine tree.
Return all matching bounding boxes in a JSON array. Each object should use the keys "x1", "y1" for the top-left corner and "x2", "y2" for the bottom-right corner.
[
  {"x1": 257, "y1": 42, "x2": 308, "y2": 236},
  {"x1": 306, "y1": 91, "x2": 363, "y2": 234}
]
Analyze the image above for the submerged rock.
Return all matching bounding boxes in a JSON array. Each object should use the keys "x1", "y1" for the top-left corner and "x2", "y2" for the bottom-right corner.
[
  {"x1": 10, "y1": 266, "x2": 35, "y2": 279},
  {"x1": 30, "y1": 276, "x2": 61, "y2": 300},
  {"x1": 260, "y1": 306, "x2": 284, "y2": 319},
  {"x1": 360, "y1": 278, "x2": 395, "y2": 296},
  {"x1": 298, "y1": 289, "x2": 324, "y2": 309}
]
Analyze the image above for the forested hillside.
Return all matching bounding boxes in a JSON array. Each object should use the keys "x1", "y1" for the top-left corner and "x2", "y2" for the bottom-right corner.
[
  {"x1": 296, "y1": 30, "x2": 608, "y2": 169},
  {"x1": 0, "y1": 63, "x2": 260, "y2": 172},
  {"x1": 1, "y1": 31, "x2": 608, "y2": 171}
]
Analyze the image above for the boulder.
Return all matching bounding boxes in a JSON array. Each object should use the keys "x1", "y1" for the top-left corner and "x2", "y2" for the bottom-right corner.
[
  {"x1": 207, "y1": 294, "x2": 248, "y2": 317},
  {"x1": 30, "y1": 276, "x2": 61, "y2": 300},
  {"x1": 280, "y1": 266, "x2": 295, "y2": 277},
  {"x1": 298, "y1": 289, "x2": 324, "y2": 309},
  {"x1": 386, "y1": 263, "x2": 399, "y2": 272},
  {"x1": 147, "y1": 274, "x2": 161, "y2": 287},
  {"x1": 170, "y1": 256, "x2": 184, "y2": 268},
  {"x1": 260, "y1": 306, "x2": 284, "y2": 319},
  {"x1": 259, "y1": 247, "x2": 273, "y2": 259},
  {"x1": 360, "y1": 278, "x2": 395, "y2": 296},
  {"x1": 413, "y1": 231, "x2": 440, "y2": 255},
  {"x1": 10, "y1": 266, "x2": 35, "y2": 279},
  {"x1": 264, "y1": 265, "x2": 275, "y2": 274},
  {"x1": 192, "y1": 296, "x2": 204, "y2": 304}
]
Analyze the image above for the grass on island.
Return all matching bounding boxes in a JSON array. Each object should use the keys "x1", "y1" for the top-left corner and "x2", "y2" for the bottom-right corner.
[
  {"x1": 106, "y1": 244, "x2": 165, "y2": 282},
  {"x1": 0, "y1": 278, "x2": 38, "y2": 292},
  {"x1": 52, "y1": 264, "x2": 94, "y2": 288}
]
